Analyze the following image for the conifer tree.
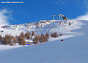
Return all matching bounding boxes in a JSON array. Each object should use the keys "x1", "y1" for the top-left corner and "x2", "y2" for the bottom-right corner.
[
  {"x1": 0, "y1": 35, "x2": 2, "y2": 42},
  {"x1": 46, "y1": 33, "x2": 49, "y2": 38},
  {"x1": 32, "y1": 31, "x2": 35, "y2": 36},
  {"x1": 18, "y1": 35, "x2": 26, "y2": 45},
  {"x1": 25, "y1": 32, "x2": 30, "y2": 39}
]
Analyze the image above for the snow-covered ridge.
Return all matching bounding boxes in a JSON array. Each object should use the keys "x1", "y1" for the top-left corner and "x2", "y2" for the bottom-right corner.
[
  {"x1": 0, "y1": 19, "x2": 83, "y2": 50},
  {"x1": 0, "y1": 20, "x2": 83, "y2": 35}
]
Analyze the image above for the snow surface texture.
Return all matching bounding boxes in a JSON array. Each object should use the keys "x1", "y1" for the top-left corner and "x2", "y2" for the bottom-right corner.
[
  {"x1": 0, "y1": 20, "x2": 84, "y2": 50},
  {"x1": 0, "y1": 20, "x2": 88, "y2": 63}
]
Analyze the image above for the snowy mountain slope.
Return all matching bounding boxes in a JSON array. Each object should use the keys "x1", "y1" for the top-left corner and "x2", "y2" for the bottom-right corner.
[
  {"x1": 0, "y1": 20, "x2": 88, "y2": 63},
  {"x1": 0, "y1": 20, "x2": 82, "y2": 36},
  {"x1": 0, "y1": 20, "x2": 83, "y2": 50},
  {"x1": 0, "y1": 21, "x2": 88, "y2": 63}
]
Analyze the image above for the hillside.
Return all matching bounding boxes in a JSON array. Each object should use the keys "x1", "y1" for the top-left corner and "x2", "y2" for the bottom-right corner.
[
  {"x1": 0, "y1": 19, "x2": 83, "y2": 50},
  {"x1": 0, "y1": 20, "x2": 88, "y2": 63}
]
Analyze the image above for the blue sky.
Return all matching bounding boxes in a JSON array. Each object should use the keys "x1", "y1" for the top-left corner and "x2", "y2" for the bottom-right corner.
[{"x1": 0, "y1": 0, "x2": 88, "y2": 24}]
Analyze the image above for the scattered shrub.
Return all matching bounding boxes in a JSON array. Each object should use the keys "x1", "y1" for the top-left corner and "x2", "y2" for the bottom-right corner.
[
  {"x1": 40, "y1": 34, "x2": 48, "y2": 42},
  {"x1": 25, "y1": 32, "x2": 30, "y2": 39},
  {"x1": 51, "y1": 32, "x2": 58, "y2": 38},
  {"x1": 9, "y1": 42, "x2": 14, "y2": 46},
  {"x1": 0, "y1": 35, "x2": 2, "y2": 42},
  {"x1": 20, "y1": 32, "x2": 25, "y2": 37},
  {"x1": 33, "y1": 35, "x2": 40, "y2": 44},
  {"x1": 46, "y1": 33, "x2": 49, "y2": 38},
  {"x1": 33, "y1": 40, "x2": 38, "y2": 44},
  {"x1": 33, "y1": 38, "x2": 39, "y2": 44},
  {"x1": 3, "y1": 37, "x2": 8, "y2": 45},
  {"x1": 2, "y1": 35, "x2": 14, "y2": 45},
  {"x1": 0, "y1": 31, "x2": 50, "y2": 46},
  {"x1": 32, "y1": 31, "x2": 35, "y2": 36},
  {"x1": 35, "y1": 35, "x2": 41, "y2": 41},
  {"x1": 18, "y1": 35, "x2": 26, "y2": 46},
  {"x1": 12, "y1": 37, "x2": 17, "y2": 45}
]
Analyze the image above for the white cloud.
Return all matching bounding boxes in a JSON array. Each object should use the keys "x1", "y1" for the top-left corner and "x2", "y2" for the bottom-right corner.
[
  {"x1": 0, "y1": 9, "x2": 9, "y2": 27},
  {"x1": 75, "y1": 14, "x2": 88, "y2": 20}
]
